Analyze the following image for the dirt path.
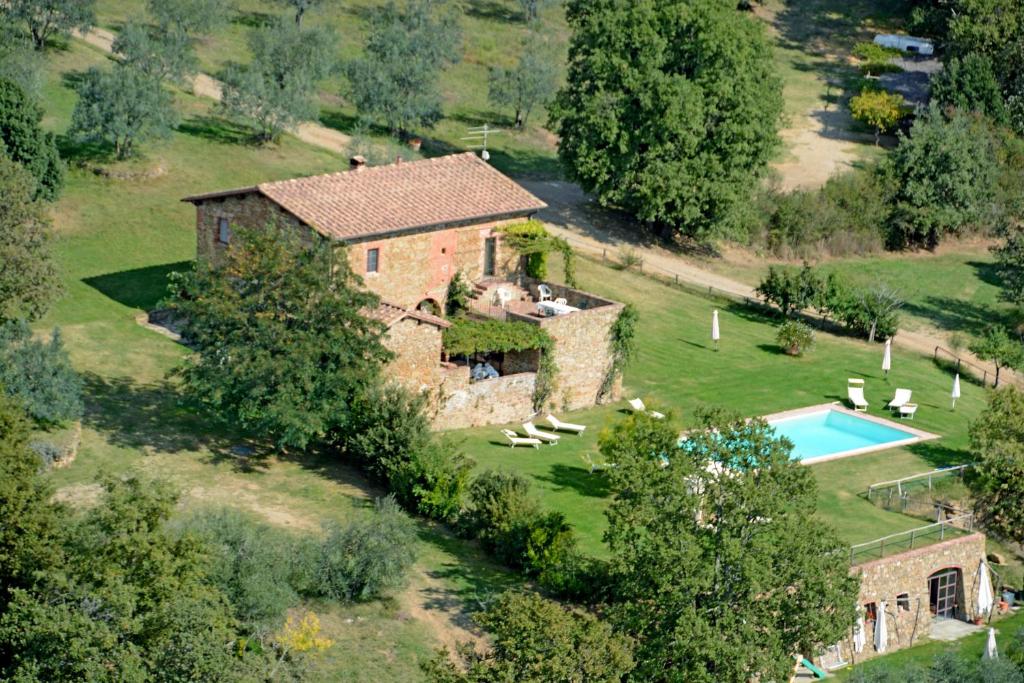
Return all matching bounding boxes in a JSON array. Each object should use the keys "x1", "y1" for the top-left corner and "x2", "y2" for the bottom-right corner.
[
  {"x1": 74, "y1": 28, "x2": 351, "y2": 154},
  {"x1": 523, "y1": 179, "x2": 1012, "y2": 382}
]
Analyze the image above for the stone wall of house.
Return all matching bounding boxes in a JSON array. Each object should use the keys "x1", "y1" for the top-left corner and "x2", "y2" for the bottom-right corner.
[
  {"x1": 830, "y1": 533, "x2": 988, "y2": 666},
  {"x1": 432, "y1": 366, "x2": 537, "y2": 430},
  {"x1": 381, "y1": 318, "x2": 444, "y2": 393},
  {"x1": 345, "y1": 218, "x2": 525, "y2": 309},
  {"x1": 194, "y1": 193, "x2": 313, "y2": 263}
]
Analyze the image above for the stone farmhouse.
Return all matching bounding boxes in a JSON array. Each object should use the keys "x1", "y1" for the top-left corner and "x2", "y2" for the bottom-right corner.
[{"x1": 183, "y1": 152, "x2": 624, "y2": 429}]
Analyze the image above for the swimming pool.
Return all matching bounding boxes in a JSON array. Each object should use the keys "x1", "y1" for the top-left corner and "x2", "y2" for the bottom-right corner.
[{"x1": 768, "y1": 408, "x2": 928, "y2": 463}]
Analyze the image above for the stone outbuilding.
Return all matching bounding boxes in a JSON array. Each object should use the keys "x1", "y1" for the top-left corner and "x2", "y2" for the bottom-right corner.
[{"x1": 183, "y1": 153, "x2": 625, "y2": 428}]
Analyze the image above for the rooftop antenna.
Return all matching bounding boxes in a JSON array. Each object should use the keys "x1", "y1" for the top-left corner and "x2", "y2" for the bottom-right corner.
[{"x1": 462, "y1": 124, "x2": 503, "y2": 161}]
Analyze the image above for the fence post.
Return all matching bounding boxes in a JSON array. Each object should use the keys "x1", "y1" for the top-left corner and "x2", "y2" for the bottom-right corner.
[
  {"x1": 602, "y1": 248, "x2": 606, "y2": 262},
  {"x1": 934, "y1": 346, "x2": 938, "y2": 361},
  {"x1": 879, "y1": 538, "x2": 884, "y2": 559},
  {"x1": 928, "y1": 474, "x2": 932, "y2": 491},
  {"x1": 940, "y1": 522, "x2": 945, "y2": 541},
  {"x1": 675, "y1": 274, "x2": 679, "y2": 285},
  {"x1": 910, "y1": 528, "x2": 915, "y2": 549}
]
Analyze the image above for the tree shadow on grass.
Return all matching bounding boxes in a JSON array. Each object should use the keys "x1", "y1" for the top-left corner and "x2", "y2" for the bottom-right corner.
[
  {"x1": 83, "y1": 261, "x2": 191, "y2": 312},
  {"x1": 177, "y1": 115, "x2": 257, "y2": 146},
  {"x1": 81, "y1": 372, "x2": 239, "y2": 457},
  {"x1": 534, "y1": 463, "x2": 611, "y2": 498},
  {"x1": 417, "y1": 525, "x2": 518, "y2": 613},
  {"x1": 903, "y1": 296, "x2": 1009, "y2": 336},
  {"x1": 907, "y1": 441, "x2": 972, "y2": 471},
  {"x1": 231, "y1": 10, "x2": 277, "y2": 28},
  {"x1": 465, "y1": 0, "x2": 520, "y2": 23}
]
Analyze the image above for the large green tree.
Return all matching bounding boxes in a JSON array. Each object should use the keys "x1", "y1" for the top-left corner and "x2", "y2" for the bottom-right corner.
[
  {"x1": 69, "y1": 64, "x2": 178, "y2": 159},
  {"x1": 968, "y1": 387, "x2": 1024, "y2": 546},
  {"x1": 167, "y1": 224, "x2": 391, "y2": 450},
  {"x1": 112, "y1": 21, "x2": 198, "y2": 86},
  {"x1": 599, "y1": 411, "x2": 858, "y2": 682},
  {"x1": 930, "y1": 53, "x2": 1008, "y2": 124},
  {"x1": 884, "y1": 105, "x2": 998, "y2": 249},
  {"x1": 220, "y1": 20, "x2": 337, "y2": 143},
  {"x1": 4, "y1": 0, "x2": 95, "y2": 49},
  {"x1": 550, "y1": 0, "x2": 783, "y2": 242},
  {"x1": 424, "y1": 591, "x2": 635, "y2": 682},
  {"x1": 147, "y1": 0, "x2": 229, "y2": 36},
  {"x1": 0, "y1": 78, "x2": 63, "y2": 200},
  {"x1": 0, "y1": 155, "x2": 61, "y2": 322},
  {"x1": 969, "y1": 325, "x2": 1024, "y2": 388},
  {"x1": 345, "y1": 0, "x2": 462, "y2": 136}
]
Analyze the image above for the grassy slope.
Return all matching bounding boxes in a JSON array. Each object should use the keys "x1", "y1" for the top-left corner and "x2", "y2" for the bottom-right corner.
[
  {"x1": 38, "y1": 41, "x2": 514, "y2": 682},
  {"x1": 93, "y1": 0, "x2": 566, "y2": 178}
]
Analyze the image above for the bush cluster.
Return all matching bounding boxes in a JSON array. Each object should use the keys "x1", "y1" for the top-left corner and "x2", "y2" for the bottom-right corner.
[
  {"x1": 340, "y1": 383, "x2": 473, "y2": 522},
  {"x1": 459, "y1": 470, "x2": 585, "y2": 594},
  {"x1": 179, "y1": 496, "x2": 418, "y2": 633},
  {"x1": 756, "y1": 264, "x2": 901, "y2": 342},
  {"x1": 776, "y1": 320, "x2": 815, "y2": 356}
]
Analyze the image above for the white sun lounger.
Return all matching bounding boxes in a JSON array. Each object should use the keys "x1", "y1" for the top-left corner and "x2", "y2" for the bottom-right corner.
[
  {"x1": 546, "y1": 414, "x2": 586, "y2": 434},
  {"x1": 629, "y1": 398, "x2": 665, "y2": 419},
  {"x1": 847, "y1": 379, "x2": 868, "y2": 412},
  {"x1": 886, "y1": 388, "x2": 912, "y2": 411},
  {"x1": 582, "y1": 453, "x2": 616, "y2": 474},
  {"x1": 523, "y1": 421, "x2": 560, "y2": 444},
  {"x1": 502, "y1": 429, "x2": 541, "y2": 449}
]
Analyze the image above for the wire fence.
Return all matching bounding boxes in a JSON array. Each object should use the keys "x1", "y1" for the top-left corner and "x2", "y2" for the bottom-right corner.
[
  {"x1": 849, "y1": 513, "x2": 976, "y2": 564},
  {"x1": 867, "y1": 464, "x2": 971, "y2": 500},
  {"x1": 933, "y1": 345, "x2": 1024, "y2": 389}
]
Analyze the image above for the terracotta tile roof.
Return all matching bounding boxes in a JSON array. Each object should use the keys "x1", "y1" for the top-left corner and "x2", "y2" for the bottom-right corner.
[
  {"x1": 183, "y1": 153, "x2": 546, "y2": 241},
  {"x1": 365, "y1": 302, "x2": 451, "y2": 329}
]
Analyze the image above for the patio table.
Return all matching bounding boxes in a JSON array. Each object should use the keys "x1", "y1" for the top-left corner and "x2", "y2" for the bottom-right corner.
[{"x1": 536, "y1": 300, "x2": 579, "y2": 316}]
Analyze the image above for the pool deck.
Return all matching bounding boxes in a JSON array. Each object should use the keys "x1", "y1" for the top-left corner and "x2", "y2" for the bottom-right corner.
[{"x1": 762, "y1": 402, "x2": 941, "y2": 465}]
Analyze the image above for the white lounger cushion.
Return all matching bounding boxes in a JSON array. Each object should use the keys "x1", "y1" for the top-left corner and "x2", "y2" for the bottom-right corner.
[
  {"x1": 629, "y1": 398, "x2": 665, "y2": 419},
  {"x1": 523, "y1": 422, "x2": 560, "y2": 443},
  {"x1": 546, "y1": 414, "x2": 586, "y2": 434},
  {"x1": 502, "y1": 429, "x2": 541, "y2": 448},
  {"x1": 847, "y1": 387, "x2": 869, "y2": 411},
  {"x1": 887, "y1": 388, "x2": 912, "y2": 408}
]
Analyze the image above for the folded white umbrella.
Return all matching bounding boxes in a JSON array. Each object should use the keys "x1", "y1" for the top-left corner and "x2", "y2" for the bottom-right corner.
[
  {"x1": 875, "y1": 601, "x2": 888, "y2": 653},
  {"x1": 853, "y1": 615, "x2": 866, "y2": 653},
  {"x1": 712, "y1": 310, "x2": 720, "y2": 350},
  {"x1": 985, "y1": 627, "x2": 998, "y2": 659},
  {"x1": 882, "y1": 338, "x2": 892, "y2": 376},
  {"x1": 978, "y1": 560, "x2": 994, "y2": 617},
  {"x1": 952, "y1": 373, "x2": 961, "y2": 409}
]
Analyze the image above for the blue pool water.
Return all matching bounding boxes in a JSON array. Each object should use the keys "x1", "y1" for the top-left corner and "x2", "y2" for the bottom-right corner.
[{"x1": 770, "y1": 409, "x2": 917, "y2": 461}]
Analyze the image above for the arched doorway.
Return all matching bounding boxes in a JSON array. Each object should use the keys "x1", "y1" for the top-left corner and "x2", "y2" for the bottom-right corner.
[
  {"x1": 416, "y1": 298, "x2": 441, "y2": 317},
  {"x1": 928, "y1": 567, "x2": 964, "y2": 619}
]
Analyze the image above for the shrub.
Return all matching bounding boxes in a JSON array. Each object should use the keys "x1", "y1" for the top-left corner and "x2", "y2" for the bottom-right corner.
[
  {"x1": 391, "y1": 438, "x2": 474, "y2": 523},
  {"x1": 850, "y1": 88, "x2": 907, "y2": 144},
  {"x1": 852, "y1": 41, "x2": 901, "y2": 63},
  {"x1": 445, "y1": 270, "x2": 472, "y2": 316},
  {"x1": 176, "y1": 507, "x2": 311, "y2": 635},
  {"x1": 0, "y1": 321, "x2": 82, "y2": 425},
  {"x1": 502, "y1": 220, "x2": 549, "y2": 279},
  {"x1": 0, "y1": 78, "x2": 64, "y2": 200},
  {"x1": 618, "y1": 247, "x2": 642, "y2": 270},
  {"x1": 776, "y1": 320, "x2": 815, "y2": 356},
  {"x1": 462, "y1": 470, "x2": 579, "y2": 579},
  {"x1": 29, "y1": 440, "x2": 63, "y2": 469},
  {"x1": 314, "y1": 496, "x2": 417, "y2": 602}
]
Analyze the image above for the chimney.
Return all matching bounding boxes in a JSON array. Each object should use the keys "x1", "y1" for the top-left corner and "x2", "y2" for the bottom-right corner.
[{"x1": 349, "y1": 155, "x2": 366, "y2": 171}]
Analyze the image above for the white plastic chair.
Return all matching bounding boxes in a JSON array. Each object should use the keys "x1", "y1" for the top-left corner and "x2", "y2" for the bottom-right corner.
[
  {"x1": 554, "y1": 297, "x2": 568, "y2": 306},
  {"x1": 502, "y1": 429, "x2": 541, "y2": 449},
  {"x1": 538, "y1": 284, "x2": 553, "y2": 302}
]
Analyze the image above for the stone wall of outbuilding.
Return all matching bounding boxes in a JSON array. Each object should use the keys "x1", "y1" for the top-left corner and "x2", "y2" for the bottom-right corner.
[
  {"x1": 826, "y1": 533, "x2": 988, "y2": 667},
  {"x1": 194, "y1": 193, "x2": 313, "y2": 263},
  {"x1": 431, "y1": 366, "x2": 538, "y2": 430}
]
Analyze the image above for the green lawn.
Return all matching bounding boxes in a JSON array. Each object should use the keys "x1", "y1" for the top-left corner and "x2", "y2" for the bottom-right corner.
[
  {"x1": 456, "y1": 255, "x2": 988, "y2": 557},
  {"x1": 832, "y1": 609, "x2": 1024, "y2": 680}
]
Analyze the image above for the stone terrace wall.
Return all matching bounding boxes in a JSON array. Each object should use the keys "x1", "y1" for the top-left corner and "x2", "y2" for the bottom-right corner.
[
  {"x1": 195, "y1": 193, "x2": 312, "y2": 263},
  {"x1": 382, "y1": 318, "x2": 444, "y2": 394},
  {"x1": 832, "y1": 533, "x2": 987, "y2": 666},
  {"x1": 432, "y1": 366, "x2": 537, "y2": 430}
]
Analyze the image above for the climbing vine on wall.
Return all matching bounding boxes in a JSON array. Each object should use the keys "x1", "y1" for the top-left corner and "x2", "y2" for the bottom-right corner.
[
  {"x1": 442, "y1": 317, "x2": 558, "y2": 410},
  {"x1": 599, "y1": 303, "x2": 638, "y2": 401},
  {"x1": 500, "y1": 220, "x2": 578, "y2": 288}
]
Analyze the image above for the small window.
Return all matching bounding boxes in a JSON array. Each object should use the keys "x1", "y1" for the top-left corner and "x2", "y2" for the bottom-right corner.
[
  {"x1": 217, "y1": 217, "x2": 231, "y2": 244},
  {"x1": 897, "y1": 593, "x2": 911, "y2": 612},
  {"x1": 864, "y1": 602, "x2": 878, "y2": 623},
  {"x1": 367, "y1": 248, "x2": 380, "y2": 273}
]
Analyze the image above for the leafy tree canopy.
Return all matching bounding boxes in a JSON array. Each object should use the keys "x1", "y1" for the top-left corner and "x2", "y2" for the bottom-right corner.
[
  {"x1": 112, "y1": 21, "x2": 199, "y2": 86},
  {"x1": 4, "y1": 0, "x2": 95, "y2": 49},
  {"x1": 0, "y1": 154, "x2": 61, "y2": 322},
  {"x1": 883, "y1": 105, "x2": 998, "y2": 249},
  {"x1": 488, "y1": 31, "x2": 560, "y2": 129},
  {"x1": 147, "y1": 0, "x2": 229, "y2": 35},
  {"x1": 551, "y1": 0, "x2": 783, "y2": 242},
  {"x1": 0, "y1": 78, "x2": 63, "y2": 200},
  {"x1": 849, "y1": 88, "x2": 906, "y2": 145},
  {"x1": 0, "y1": 320, "x2": 82, "y2": 425},
  {"x1": 167, "y1": 224, "x2": 391, "y2": 450},
  {"x1": 275, "y1": 0, "x2": 328, "y2": 27},
  {"x1": 969, "y1": 325, "x2": 1024, "y2": 388},
  {"x1": 968, "y1": 387, "x2": 1024, "y2": 545},
  {"x1": 931, "y1": 52, "x2": 1008, "y2": 124},
  {"x1": 69, "y1": 64, "x2": 178, "y2": 159},
  {"x1": 220, "y1": 19, "x2": 338, "y2": 142},
  {"x1": 345, "y1": 0, "x2": 462, "y2": 136},
  {"x1": 599, "y1": 410, "x2": 859, "y2": 682},
  {"x1": 423, "y1": 591, "x2": 635, "y2": 682}
]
